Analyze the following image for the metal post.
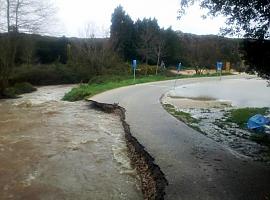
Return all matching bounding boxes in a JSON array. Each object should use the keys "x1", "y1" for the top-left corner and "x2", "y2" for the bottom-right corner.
[{"x1": 133, "y1": 67, "x2": 136, "y2": 82}]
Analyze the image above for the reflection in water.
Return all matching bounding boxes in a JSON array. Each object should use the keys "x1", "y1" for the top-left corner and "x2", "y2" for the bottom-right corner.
[
  {"x1": 170, "y1": 78, "x2": 270, "y2": 107},
  {"x1": 0, "y1": 85, "x2": 142, "y2": 200}
]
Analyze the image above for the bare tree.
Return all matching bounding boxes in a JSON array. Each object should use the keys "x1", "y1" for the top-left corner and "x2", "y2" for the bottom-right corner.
[
  {"x1": 154, "y1": 34, "x2": 165, "y2": 75},
  {"x1": 1, "y1": 0, "x2": 56, "y2": 33},
  {"x1": 0, "y1": 0, "x2": 56, "y2": 96}
]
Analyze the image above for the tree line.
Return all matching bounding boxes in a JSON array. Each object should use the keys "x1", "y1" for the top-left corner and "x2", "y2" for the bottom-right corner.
[
  {"x1": 109, "y1": 5, "x2": 241, "y2": 68},
  {"x1": 0, "y1": 3, "x2": 249, "y2": 97}
]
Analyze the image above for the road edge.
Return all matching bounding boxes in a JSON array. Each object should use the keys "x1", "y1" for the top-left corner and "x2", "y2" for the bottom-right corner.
[{"x1": 88, "y1": 100, "x2": 168, "y2": 200}]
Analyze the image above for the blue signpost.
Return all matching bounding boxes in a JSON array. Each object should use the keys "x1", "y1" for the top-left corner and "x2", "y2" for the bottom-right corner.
[
  {"x1": 177, "y1": 62, "x2": 182, "y2": 72},
  {"x1": 216, "y1": 62, "x2": 223, "y2": 79},
  {"x1": 174, "y1": 61, "x2": 182, "y2": 90},
  {"x1": 132, "y1": 60, "x2": 137, "y2": 81}
]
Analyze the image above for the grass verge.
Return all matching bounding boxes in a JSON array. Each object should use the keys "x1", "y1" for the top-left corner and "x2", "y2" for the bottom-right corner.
[{"x1": 63, "y1": 73, "x2": 233, "y2": 101}]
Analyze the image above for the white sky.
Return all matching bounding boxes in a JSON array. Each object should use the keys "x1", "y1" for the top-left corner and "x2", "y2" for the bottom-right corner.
[{"x1": 54, "y1": 0, "x2": 226, "y2": 37}]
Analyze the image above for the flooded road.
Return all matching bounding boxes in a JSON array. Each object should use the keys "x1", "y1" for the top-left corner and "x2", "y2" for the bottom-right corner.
[
  {"x1": 170, "y1": 77, "x2": 270, "y2": 107},
  {"x1": 0, "y1": 85, "x2": 142, "y2": 200}
]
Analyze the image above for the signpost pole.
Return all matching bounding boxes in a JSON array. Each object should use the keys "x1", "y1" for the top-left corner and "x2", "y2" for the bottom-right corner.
[
  {"x1": 216, "y1": 62, "x2": 223, "y2": 80},
  {"x1": 132, "y1": 60, "x2": 137, "y2": 82},
  {"x1": 133, "y1": 67, "x2": 136, "y2": 82},
  {"x1": 174, "y1": 62, "x2": 181, "y2": 90}
]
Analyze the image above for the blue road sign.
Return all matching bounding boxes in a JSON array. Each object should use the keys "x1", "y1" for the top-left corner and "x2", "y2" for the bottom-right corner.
[
  {"x1": 132, "y1": 60, "x2": 137, "y2": 69},
  {"x1": 216, "y1": 62, "x2": 223, "y2": 71},
  {"x1": 177, "y1": 62, "x2": 182, "y2": 72}
]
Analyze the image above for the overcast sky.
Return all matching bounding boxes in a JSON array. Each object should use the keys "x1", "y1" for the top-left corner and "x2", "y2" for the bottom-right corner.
[{"x1": 55, "y1": 0, "x2": 226, "y2": 37}]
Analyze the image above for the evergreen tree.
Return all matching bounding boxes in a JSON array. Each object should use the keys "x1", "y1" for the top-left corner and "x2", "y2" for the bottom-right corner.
[{"x1": 110, "y1": 5, "x2": 136, "y2": 61}]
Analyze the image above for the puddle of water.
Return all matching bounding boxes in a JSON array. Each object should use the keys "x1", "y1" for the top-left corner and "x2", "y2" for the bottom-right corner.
[
  {"x1": 170, "y1": 78, "x2": 270, "y2": 107},
  {"x1": 0, "y1": 85, "x2": 142, "y2": 199}
]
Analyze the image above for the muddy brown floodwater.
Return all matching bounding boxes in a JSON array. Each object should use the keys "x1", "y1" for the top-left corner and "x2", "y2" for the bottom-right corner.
[{"x1": 0, "y1": 85, "x2": 143, "y2": 200}]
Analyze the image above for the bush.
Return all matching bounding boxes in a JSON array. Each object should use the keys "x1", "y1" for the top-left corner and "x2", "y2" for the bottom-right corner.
[
  {"x1": 13, "y1": 82, "x2": 37, "y2": 94},
  {"x1": 11, "y1": 63, "x2": 130, "y2": 86},
  {"x1": 11, "y1": 64, "x2": 82, "y2": 85},
  {"x1": 2, "y1": 82, "x2": 36, "y2": 98},
  {"x1": 3, "y1": 87, "x2": 17, "y2": 98},
  {"x1": 136, "y1": 64, "x2": 157, "y2": 75}
]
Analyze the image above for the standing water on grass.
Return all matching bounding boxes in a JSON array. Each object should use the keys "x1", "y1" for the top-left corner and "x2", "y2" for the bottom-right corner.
[{"x1": 0, "y1": 85, "x2": 142, "y2": 199}]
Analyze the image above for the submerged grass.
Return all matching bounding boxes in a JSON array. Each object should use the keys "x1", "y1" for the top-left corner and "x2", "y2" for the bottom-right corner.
[{"x1": 63, "y1": 73, "x2": 233, "y2": 101}]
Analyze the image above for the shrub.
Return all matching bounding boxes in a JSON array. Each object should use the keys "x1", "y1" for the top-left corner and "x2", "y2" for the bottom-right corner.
[
  {"x1": 11, "y1": 64, "x2": 82, "y2": 85},
  {"x1": 13, "y1": 82, "x2": 37, "y2": 94},
  {"x1": 2, "y1": 82, "x2": 36, "y2": 98},
  {"x1": 136, "y1": 64, "x2": 157, "y2": 75}
]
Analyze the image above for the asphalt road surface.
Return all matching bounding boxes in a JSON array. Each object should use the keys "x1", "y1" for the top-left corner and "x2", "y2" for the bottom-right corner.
[{"x1": 91, "y1": 75, "x2": 270, "y2": 200}]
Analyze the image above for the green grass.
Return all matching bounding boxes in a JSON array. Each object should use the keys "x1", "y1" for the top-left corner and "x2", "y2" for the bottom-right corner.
[
  {"x1": 226, "y1": 107, "x2": 269, "y2": 128},
  {"x1": 162, "y1": 103, "x2": 202, "y2": 133},
  {"x1": 63, "y1": 75, "x2": 171, "y2": 101},
  {"x1": 250, "y1": 134, "x2": 270, "y2": 146},
  {"x1": 162, "y1": 103, "x2": 199, "y2": 124},
  {"x1": 63, "y1": 72, "x2": 233, "y2": 101}
]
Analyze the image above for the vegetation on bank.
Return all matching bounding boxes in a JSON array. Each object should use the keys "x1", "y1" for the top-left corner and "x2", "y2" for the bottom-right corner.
[
  {"x1": 1, "y1": 82, "x2": 36, "y2": 98},
  {"x1": 63, "y1": 72, "x2": 232, "y2": 102}
]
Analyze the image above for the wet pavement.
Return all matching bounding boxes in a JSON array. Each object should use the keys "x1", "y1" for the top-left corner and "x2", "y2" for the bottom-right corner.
[
  {"x1": 92, "y1": 75, "x2": 270, "y2": 200},
  {"x1": 0, "y1": 85, "x2": 142, "y2": 200}
]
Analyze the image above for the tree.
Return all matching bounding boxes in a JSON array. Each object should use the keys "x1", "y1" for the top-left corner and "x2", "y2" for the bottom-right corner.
[
  {"x1": 163, "y1": 28, "x2": 181, "y2": 65},
  {"x1": 0, "y1": 33, "x2": 17, "y2": 95},
  {"x1": 243, "y1": 39, "x2": 270, "y2": 80},
  {"x1": 179, "y1": 0, "x2": 270, "y2": 39},
  {"x1": 0, "y1": 0, "x2": 56, "y2": 96},
  {"x1": 179, "y1": 0, "x2": 270, "y2": 78},
  {"x1": 110, "y1": 5, "x2": 136, "y2": 61},
  {"x1": 135, "y1": 18, "x2": 160, "y2": 65},
  {"x1": 69, "y1": 24, "x2": 123, "y2": 81},
  {"x1": 1, "y1": 0, "x2": 55, "y2": 33},
  {"x1": 154, "y1": 29, "x2": 165, "y2": 74}
]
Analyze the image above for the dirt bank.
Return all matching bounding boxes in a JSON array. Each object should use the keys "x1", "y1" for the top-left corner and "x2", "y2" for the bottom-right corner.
[{"x1": 89, "y1": 100, "x2": 168, "y2": 200}]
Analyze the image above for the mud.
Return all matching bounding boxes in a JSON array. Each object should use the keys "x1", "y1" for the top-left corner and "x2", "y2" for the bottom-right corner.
[{"x1": 89, "y1": 100, "x2": 168, "y2": 200}]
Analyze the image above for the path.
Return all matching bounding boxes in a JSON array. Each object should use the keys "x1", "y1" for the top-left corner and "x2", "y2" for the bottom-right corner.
[{"x1": 92, "y1": 75, "x2": 270, "y2": 200}]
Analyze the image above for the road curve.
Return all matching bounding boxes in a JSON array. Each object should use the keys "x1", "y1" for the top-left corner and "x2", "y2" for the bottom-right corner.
[{"x1": 91, "y1": 75, "x2": 270, "y2": 200}]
